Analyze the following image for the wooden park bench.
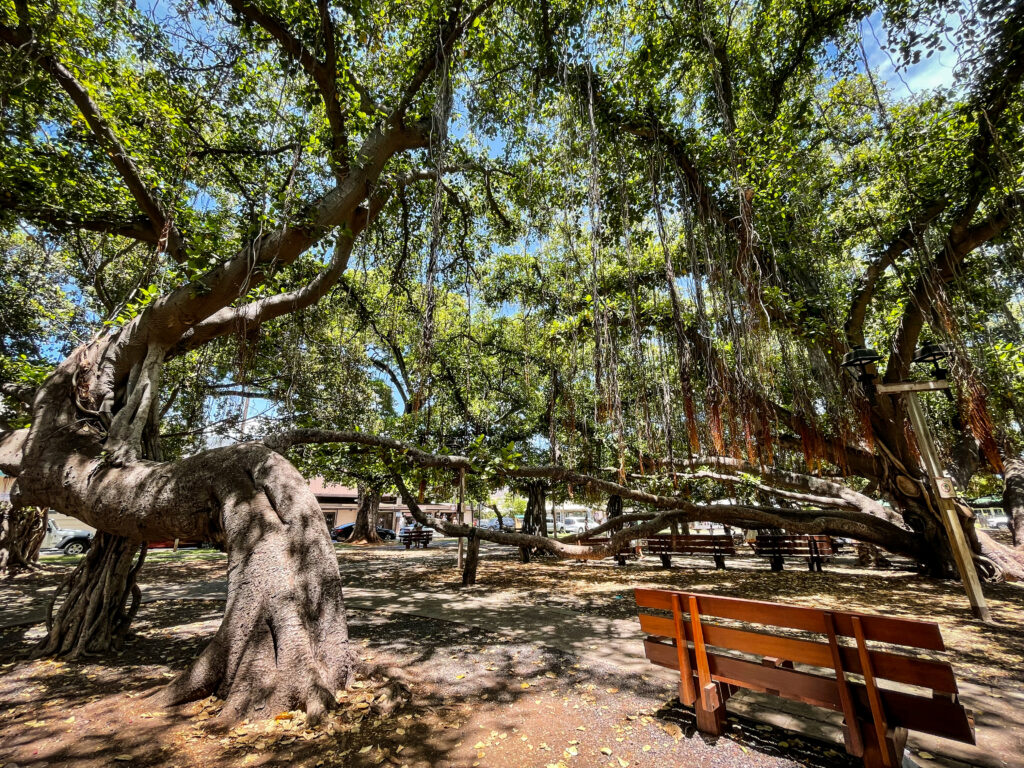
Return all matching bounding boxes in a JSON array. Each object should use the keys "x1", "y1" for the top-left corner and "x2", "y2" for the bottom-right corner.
[
  {"x1": 634, "y1": 588, "x2": 974, "y2": 768},
  {"x1": 572, "y1": 536, "x2": 635, "y2": 566},
  {"x1": 754, "y1": 533, "x2": 833, "y2": 572},
  {"x1": 400, "y1": 529, "x2": 433, "y2": 549},
  {"x1": 643, "y1": 534, "x2": 736, "y2": 569}
]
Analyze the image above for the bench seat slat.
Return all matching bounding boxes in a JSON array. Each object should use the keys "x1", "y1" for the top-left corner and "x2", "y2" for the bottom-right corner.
[
  {"x1": 638, "y1": 613, "x2": 958, "y2": 693},
  {"x1": 643, "y1": 638, "x2": 973, "y2": 743},
  {"x1": 635, "y1": 588, "x2": 944, "y2": 651}
]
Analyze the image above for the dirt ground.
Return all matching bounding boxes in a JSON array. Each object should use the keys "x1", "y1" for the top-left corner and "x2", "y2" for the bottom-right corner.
[{"x1": 1, "y1": 541, "x2": 1022, "y2": 768}]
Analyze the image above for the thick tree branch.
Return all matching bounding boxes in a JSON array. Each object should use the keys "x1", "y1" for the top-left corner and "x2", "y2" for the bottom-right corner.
[
  {"x1": 0, "y1": 23, "x2": 184, "y2": 261},
  {"x1": 224, "y1": 0, "x2": 352, "y2": 175}
]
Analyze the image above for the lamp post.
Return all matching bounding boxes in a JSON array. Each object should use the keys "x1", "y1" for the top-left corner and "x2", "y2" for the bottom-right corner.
[
  {"x1": 845, "y1": 344, "x2": 992, "y2": 623},
  {"x1": 841, "y1": 345, "x2": 883, "y2": 403}
]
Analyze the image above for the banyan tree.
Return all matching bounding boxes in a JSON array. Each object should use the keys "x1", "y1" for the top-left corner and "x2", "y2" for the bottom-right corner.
[{"x1": 1, "y1": 0, "x2": 1022, "y2": 720}]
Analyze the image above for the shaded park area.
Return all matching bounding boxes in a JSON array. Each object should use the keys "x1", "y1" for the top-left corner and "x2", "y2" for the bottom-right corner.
[
  {"x1": 3, "y1": 0, "x2": 1024, "y2": 767},
  {"x1": 3, "y1": 543, "x2": 1023, "y2": 767}
]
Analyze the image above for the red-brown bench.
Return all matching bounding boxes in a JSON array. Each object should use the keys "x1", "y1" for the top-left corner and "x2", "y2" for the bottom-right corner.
[
  {"x1": 643, "y1": 534, "x2": 736, "y2": 569},
  {"x1": 634, "y1": 588, "x2": 974, "y2": 768},
  {"x1": 753, "y1": 533, "x2": 833, "y2": 572}
]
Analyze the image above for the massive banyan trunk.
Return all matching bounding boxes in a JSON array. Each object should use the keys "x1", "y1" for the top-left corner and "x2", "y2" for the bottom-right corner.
[
  {"x1": 14, "y1": 346, "x2": 352, "y2": 720},
  {"x1": 349, "y1": 484, "x2": 382, "y2": 544},
  {"x1": 0, "y1": 504, "x2": 47, "y2": 577}
]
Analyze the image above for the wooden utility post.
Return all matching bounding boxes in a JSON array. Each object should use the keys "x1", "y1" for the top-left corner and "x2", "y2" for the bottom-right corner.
[
  {"x1": 456, "y1": 469, "x2": 466, "y2": 571},
  {"x1": 877, "y1": 380, "x2": 993, "y2": 623}
]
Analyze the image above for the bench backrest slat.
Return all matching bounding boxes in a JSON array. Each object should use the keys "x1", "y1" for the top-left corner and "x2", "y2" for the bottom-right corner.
[
  {"x1": 642, "y1": 637, "x2": 973, "y2": 743},
  {"x1": 643, "y1": 534, "x2": 736, "y2": 555},
  {"x1": 635, "y1": 588, "x2": 944, "y2": 651},
  {"x1": 637, "y1": 612, "x2": 957, "y2": 693}
]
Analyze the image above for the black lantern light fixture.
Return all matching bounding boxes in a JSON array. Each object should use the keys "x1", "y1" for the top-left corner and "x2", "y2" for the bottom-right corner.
[
  {"x1": 913, "y1": 342, "x2": 953, "y2": 400},
  {"x1": 841, "y1": 344, "x2": 882, "y2": 402}
]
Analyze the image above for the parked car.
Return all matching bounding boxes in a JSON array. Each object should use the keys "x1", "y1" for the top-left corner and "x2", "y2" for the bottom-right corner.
[
  {"x1": 332, "y1": 523, "x2": 397, "y2": 541},
  {"x1": 559, "y1": 516, "x2": 590, "y2": 535},
  {"x1": 478, "y1": 517, "x2": 517, "y2": 531},
  {"x1": 43, "y1": 519, "x2": 93, "y2": 555}
]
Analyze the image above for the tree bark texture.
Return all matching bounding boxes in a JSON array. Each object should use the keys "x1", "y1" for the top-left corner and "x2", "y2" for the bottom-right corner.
[
  {"x1": 462, "y1": 529, "x2": 480, "y2": 586},
  {"x1": 0, "y1": 504, "x2": 46, "y2": 577},
  {"x1": 11, "y1": 349, "x2": 353, "y2": 720},
  {"x1": 1005, "y1": 458, "x2": 1024, "y2": 547},
  {"x1": 36, "y1": 532, "x2": 146, "y2": 656},
  {"x1": 349, "y1": 484, "x2": 383, "y2": 544}
]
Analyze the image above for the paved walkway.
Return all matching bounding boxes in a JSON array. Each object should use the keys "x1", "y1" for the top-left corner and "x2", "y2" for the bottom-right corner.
[{"x1": 4, "y1": 575, "x2": 1021, "y2": 768}]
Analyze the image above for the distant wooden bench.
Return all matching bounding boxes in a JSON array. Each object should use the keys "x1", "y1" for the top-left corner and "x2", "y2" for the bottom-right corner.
[
  {"x1": 643, "y1": 534, "x2": 736, "y2": 569},
  {"x1": 572, "y1": 537, "x2": 635, "y2": 566},
  {"x1": 753, "y1": 534, "x2": 833, "y2": 572},
  {"x1": 400, "y1": 530, "x2": 433, "y2": 549},
  {"x1": 634, "y1": 588, "x2": 974, "y2": 768}
]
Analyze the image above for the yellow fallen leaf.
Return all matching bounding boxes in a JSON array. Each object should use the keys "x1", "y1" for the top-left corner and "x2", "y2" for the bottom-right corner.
[
  {"x1": 473, "y1": 742, "x2": 487, "y2": 749},
  {"x1": 521, "y1": 682, "x2": 531, "y2": 689},
  {"x1": 359, "y1": 745, "x2": 373, "y2": 754},
  {"x1": 642, "y1": 745, "x2": 651, "y2": 752},
  {"x1": 601, "y1": 747, "x2": 612, "y2": 755},
  {"x1": 565, "y1": 746, "x2": 578, "y2": 756},
  {"x1": 274, "y1": 712, "x2": 294, "y2": 721},
  {"x1": 617, "y1": 758, "x2": 630, "y2": 768},
  {"x1": 455, "y1": 674, "x2": 466, "y2": 680}
]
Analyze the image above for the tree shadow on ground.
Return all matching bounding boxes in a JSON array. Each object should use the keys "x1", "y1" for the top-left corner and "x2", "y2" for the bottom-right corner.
[{"x1": 0, "y1": 597, "x2": 822, "y2": 768}]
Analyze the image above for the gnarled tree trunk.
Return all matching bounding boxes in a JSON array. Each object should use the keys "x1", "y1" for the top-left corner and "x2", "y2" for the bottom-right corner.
[
  {"x1": 11, "y1": 346, "x2": 352, "y2": 721},
  {"x1": 0, "y1": 504, "x2": 46, "y2": 577},
  {"x1": 37, "y1": 532, "x2": 146, "y2": 656}
]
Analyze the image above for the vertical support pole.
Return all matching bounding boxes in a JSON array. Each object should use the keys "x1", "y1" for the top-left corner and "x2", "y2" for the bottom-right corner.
[
  {"x1": 457, "y1": 468, "x2": 466, "y2": 571},
  {"x1": 688, "y1": 594, "x2": 724, "y2": 735},
  {"x1": 671, "y1": 593, "x2": 696, "y2": 706},
  {"x1": 822, "y1": 612, "x2": 864, "y2": 758},
  {"x1": 852, "y1": 616, "x2": 900, "y2": 768},
  {"x1": 905, "y1": 393, "x2": 992, "y2": 623}
]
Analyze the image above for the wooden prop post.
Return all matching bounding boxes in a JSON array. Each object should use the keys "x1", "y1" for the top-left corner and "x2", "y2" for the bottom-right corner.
[{"x1": 877, "y1": 382, "x2": 992, "y2": 623}]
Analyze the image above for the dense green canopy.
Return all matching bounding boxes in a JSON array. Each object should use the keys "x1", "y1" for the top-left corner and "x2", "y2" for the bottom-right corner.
[{"x1": 2, "y1": 0, "x2": 1022, "y2": 551}]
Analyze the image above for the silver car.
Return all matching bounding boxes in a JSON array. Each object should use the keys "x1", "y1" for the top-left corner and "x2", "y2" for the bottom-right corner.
[{"x1": 43, "y1": 519, "x2": 93, "y2": 555}]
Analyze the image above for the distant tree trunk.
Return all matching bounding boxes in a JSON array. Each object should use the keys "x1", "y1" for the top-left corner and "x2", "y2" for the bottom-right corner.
[
  {"x1": 855, "y1": 542, "x2": 892, "y2": 568},
  {"x1": 462, "y1": 529, "x2": 480, "y2": 586},
  {"x1": 349, "y1": 485, "x2": 382, "y2": 544},
  {"x1": 1005, "y1": 458, "x2": 1024, "y2": 547},
  {"x1": 0, "y1": 504, "x2": 47, "y2": 577},
  {"x1": 607, "y1": 494, "x2": 623, "y2": 531}
]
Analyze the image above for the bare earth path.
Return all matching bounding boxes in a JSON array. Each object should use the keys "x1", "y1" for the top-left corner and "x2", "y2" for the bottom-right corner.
[{"x1": 1, "y1": 541, "x2": 1022, "y2": 768}]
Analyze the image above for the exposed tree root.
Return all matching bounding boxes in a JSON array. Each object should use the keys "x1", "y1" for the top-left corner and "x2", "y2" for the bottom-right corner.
[{"x1": 35, "y1": 532, "x2": 146, "y2": 657}]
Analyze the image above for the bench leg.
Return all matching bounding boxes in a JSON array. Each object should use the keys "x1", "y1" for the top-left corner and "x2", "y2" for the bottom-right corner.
[
  {"x1": 857, "y1": 723, "x2": 906, "y2": 768},
  {"x1": 660, "y1": 554, "x2": 672, "y2": 569},
  {"x1": 714, "y1": 554, "x2": 726, "y2": 570},
  {"x1": 770, "y1": 555, "x2": 784, "y2": 572},
  {"x1": 616, "y1": 554, "x2": 626, "y2": 567},
  {"x1": 404, "y1": 542, "x2": 411, "y2": 550},
  {"x1": 694, "y1": 682, "x2": 726, "y2": 736}
]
